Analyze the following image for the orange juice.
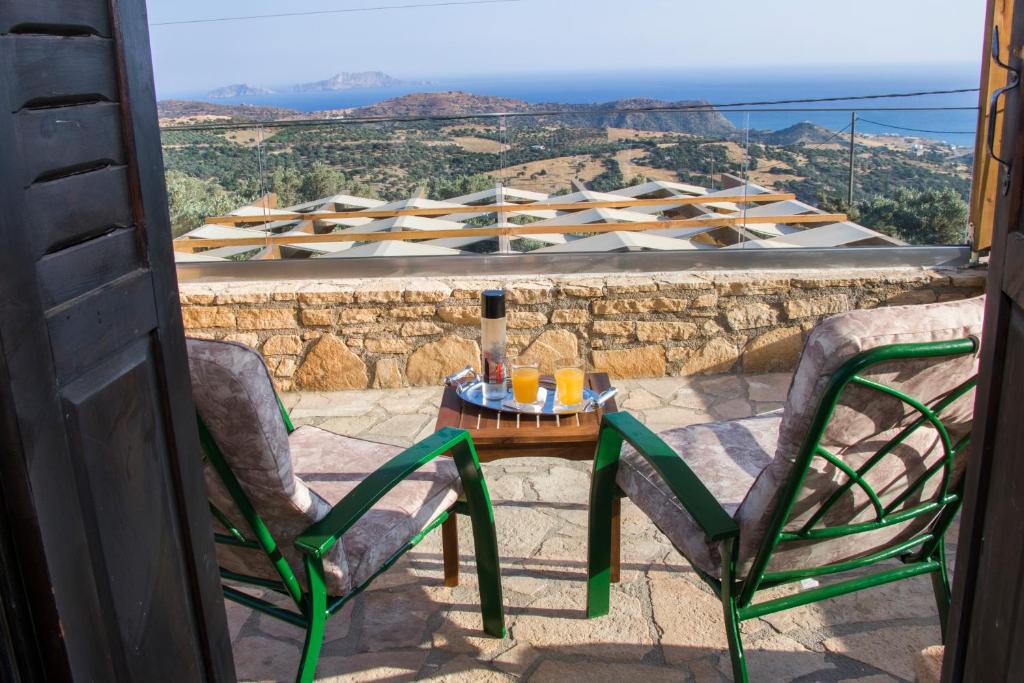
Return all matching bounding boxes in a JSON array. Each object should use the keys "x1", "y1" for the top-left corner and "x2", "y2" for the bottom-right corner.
[
  {"x1": 555, "y1": 367, "x2": 585, "y2": 405},
  {"x1": 511, "y1": 366, "x2": 540, "y2": 404}
]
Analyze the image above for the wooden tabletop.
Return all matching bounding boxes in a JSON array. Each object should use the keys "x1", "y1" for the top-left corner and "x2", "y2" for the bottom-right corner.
[{"x1": 433, "y1": 372, "x2": 618, "y2": 463}]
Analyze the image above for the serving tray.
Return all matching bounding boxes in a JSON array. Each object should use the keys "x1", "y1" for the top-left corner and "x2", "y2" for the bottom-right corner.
[{"x1": 444, "y1": 367, "x2": 617, "y2": 416}]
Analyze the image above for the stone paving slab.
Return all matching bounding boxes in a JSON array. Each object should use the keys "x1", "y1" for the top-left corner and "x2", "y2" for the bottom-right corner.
[{"x1": 229, "y1": 373, "x2": 951, "y2": 682}]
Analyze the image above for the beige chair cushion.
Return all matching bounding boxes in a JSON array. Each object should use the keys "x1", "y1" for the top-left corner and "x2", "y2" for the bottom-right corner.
[
  {"x1": 290, "y1": 426, "x2": 460, "y2": 589},
  {"x1": 187, "y1": 338, "x2": 459, "y2": 595},
  {"x1": 616, "y1": 295, "x2": 983, "y2": 578},
  {"x1": 736, "y1": 295, "x2": 984, "y2": 574},
  {"x1": 616, "y1": 413, "x2": 782, "y2": 576}
]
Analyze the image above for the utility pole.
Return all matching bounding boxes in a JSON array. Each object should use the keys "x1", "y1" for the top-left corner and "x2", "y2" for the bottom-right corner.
[{"x1": 847, "y1": 112, "x2": 857, "y2": 207}]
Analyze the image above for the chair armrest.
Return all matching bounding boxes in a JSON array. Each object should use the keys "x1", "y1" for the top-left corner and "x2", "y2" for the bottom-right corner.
[
  {"x1": 600, "y1": 411, "x2": 738, "y2": 541},
  {"x1": 295, "y1": 426, "x2": 474, "y2": 559}
]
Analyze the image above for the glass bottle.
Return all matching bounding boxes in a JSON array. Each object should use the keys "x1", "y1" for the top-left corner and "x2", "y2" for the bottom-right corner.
[{"x1": 480, "y1": 289, "x2": 507, "y2": 401}]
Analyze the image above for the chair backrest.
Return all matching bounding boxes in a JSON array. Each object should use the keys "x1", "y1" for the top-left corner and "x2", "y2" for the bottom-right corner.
[
  {"x1": 187, "y1": 339, "x2": 332, "y2": 591},
  {"x1": 735, "y1": 296, "x2": 984, "y2": 584}
]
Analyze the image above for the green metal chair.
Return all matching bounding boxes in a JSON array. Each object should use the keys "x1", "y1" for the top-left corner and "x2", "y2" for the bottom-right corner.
[
  {"x1": 187, "y1": 339, "x2": 504, "y2": 683},
  {"x1": 586, "y1": 296, "x2": 983, "y2": 681}
]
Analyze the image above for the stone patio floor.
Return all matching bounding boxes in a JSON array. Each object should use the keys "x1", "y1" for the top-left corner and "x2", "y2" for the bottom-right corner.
[{"x1": 228, "y1": 372, "x2": 951, "y2": 682}]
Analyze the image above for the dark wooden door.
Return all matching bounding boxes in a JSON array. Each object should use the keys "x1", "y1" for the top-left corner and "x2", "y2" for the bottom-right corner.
[
  {"x1": 945, "y1": 2, "x2": 1024, "y2": 679},
  {"x1": 0, "y1": 1, "x2": 233, "y2": 679}
]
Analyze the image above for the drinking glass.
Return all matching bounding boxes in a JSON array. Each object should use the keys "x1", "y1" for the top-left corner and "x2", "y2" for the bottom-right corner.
[
  {"x1": 555, "y1": 358, "x2": 585, "y2": 407},
  {"x1": 510, "y1": 360, "x2": 540, "y2": 405}
]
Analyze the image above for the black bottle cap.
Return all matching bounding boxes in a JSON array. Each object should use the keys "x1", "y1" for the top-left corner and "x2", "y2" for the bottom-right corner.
[{"x1": 481, "y1": 289, "x2": 506, "y2": 319}]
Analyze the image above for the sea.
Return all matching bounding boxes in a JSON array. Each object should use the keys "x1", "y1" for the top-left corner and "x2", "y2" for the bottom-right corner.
[{"x1": 168, "y1": 67, "x2": 981, "y2": 147}]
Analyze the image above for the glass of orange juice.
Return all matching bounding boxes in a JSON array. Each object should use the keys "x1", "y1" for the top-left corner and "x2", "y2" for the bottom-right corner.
[
  {"x1": 555, "y1": 358, "x2": 586, "y2": 407},
  {"x1": 510, "y1": 360, "x2": 540, "y2": 405}
]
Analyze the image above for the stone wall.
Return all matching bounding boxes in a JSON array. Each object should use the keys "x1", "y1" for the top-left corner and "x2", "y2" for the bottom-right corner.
[{"x1": 178, "y1": 268, "x2": 985, "y2": 392}]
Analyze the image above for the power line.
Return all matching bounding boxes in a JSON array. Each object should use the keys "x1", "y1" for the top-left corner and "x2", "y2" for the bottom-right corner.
[
  {"x1": 150, "y1": 0, "x2": 525, "y2": 27},
  {"x1": 795, "y1": 123, "x2": 853, "y2": 150},
  {"x1": 856, "y1": 117, "x2": 976, "y2": 136},
  {"x1": 709, "y1": 87, "x2": 977, "y2": 109}
]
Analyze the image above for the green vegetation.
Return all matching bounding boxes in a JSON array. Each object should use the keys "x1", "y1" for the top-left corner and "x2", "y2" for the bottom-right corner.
[
  {"x1": 161, "y1": 117, "x2": 972, "y2": 245},
  {"x1": 164, "y1": 171, "x2": 246, "y2": 237},
  {"x1": 855, "y1": 187, "x2": 968, "y2": 245}
]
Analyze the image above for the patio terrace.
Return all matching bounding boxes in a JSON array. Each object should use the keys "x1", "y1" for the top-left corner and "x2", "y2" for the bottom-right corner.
[{"x1": 225, "y1": 374, "x2": 951, "y2": 682}]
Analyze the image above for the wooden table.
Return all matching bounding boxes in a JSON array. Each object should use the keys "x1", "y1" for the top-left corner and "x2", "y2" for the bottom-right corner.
[{"x1": 433, "y1": 372, "x2": 621, "y2": 586}]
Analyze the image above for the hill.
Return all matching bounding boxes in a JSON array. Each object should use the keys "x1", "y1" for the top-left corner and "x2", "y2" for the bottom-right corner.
[
  {"x1": 342, "y1": 92, "x2": 735, "y2": 136},
  {"x1": 757, "y1": 121, "x2": 837, "y2": 145},
  {"x1": 537, "y1": 98, "x2": 735, "y2": 137},
  {"x1": 344, "y1": 91, "x2": 532, "y2": 117},
  {"x1": 157, "y1": 100, "x2": 302, "y2": 123}
]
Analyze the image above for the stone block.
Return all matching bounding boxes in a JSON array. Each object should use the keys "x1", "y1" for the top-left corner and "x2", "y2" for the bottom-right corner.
[
  {"x1": 669, "y1": 338, "x2": 740, "y2": 375},
  {"x1": 438, "y1": 306, "x2": 480, "y2": 326},
  {"x1": 300, "y1": 308, "x2": 334, "y2": 327},
  {"x1": 591, "y1": 346, "x2": 666, "y2": 378},
  {"x1": 692, "y1": 292, "x2": 719, "y2": 307},
  {"x1": 222, "y1": 332, "x2": 259, "y2": 348},
  {"x1": 551, "y1": 309, "x2": 589, "y2": 324},
  {"x1": 784, "y1": 294, "x2": 850, "y2": 319},
  {"x1": 293, "y1": 334, "x2": 368, "y2": 390},
  {"x1": 385, "y1": 305, "x2": 436, "y2": 319},
  {"x1": 724, "y1": 301, "x2": 778, "y2": 330},
  {"x1": 296, "y1": 287, "x2": 355, "y2": 304},
  {"x1": 593, "y1": 321, "x2": 634, "y2": 337},
  {"x1": 743, "y1": 326, "x2": 803, "y2": 372},
  {"x1": 509, "y1": 311, "x2": 548, "y2": 329},
  {"x1": 403, "y1": 279, "x2": 452, "y2": 302},
  {"x1": 275, "y1": 357, "x2": 297, "y2": 378},
  {"x1": 655, "y1": 273, "x2": 707, "y2": 291},
  {"x1": 235, "y1": 308, "x2": 297, "y2": 330},
  {"x1": 518, "y1": 329, "x2": 579, "y2": 374},
  {"x1": 714, "y1": 273, "x2": 791, "y2": 295},
  {"x1": 884, "y1": 288, "x2": 938, "y2": 306},
  {"x1": 338, "y1": 308, "x2": 378, "y2": 324},
  {"x1": 372, "y1": 358, "x2": 403, "y2": 389},
  {"x1": 605, "y1": 277, "x2": 657, "y2": 294},
  {"x1": 262, "y1": 334, "x2": 303, "y2": 355},
  {"x1": 591, "y1": 297, "x2": 687, "y2": 315},
  {"x1": 406, "y1": 335, "x2": 480, "y2": 386},
  {"x1": 213, "y1": 291, "x2": 270, "y2": 305},
  {"x1": 354, "y1": 281, "x2": 403, "y2": 303},
  {"x1": 636, "y1": 321, "x2": 698, "y2": 342},
  {"x1": 449, "y1": 280, "x2": 499, "y2": 299},
  {"x1": 507, "y1": 281, "x2": 553, "y2": 303},
  {"x1": 557, "y1": 278, "x2": 605, "y2": 297},
  {"x1": 400, "y1": 321, "x2": 443, "y2": 336},
  {"x1": 181, "y1": 306, "x2": 235, "y2": 329},
  {"x1": 364, "y1": 337, "x2": 413, "y2": 354}
]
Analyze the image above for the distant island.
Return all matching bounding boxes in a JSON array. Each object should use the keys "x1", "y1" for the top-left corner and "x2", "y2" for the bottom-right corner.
[
  {"x1": 206, "y1": 83, "x2": 275, "y2": 98},
  {"x1": 292, "y1": 71, "x2": 416, "y2": 92},
  {"x1": 205, "y1": 72, "x2": 425, "y2": 99}
]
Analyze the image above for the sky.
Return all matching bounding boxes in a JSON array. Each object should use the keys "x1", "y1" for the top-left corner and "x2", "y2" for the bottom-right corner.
[{"x1": 147, "y1": 0, "x2": 987, "y2": 96}]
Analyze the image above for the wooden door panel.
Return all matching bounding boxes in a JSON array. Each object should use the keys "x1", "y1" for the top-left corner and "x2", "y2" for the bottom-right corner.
[
  {"x1": 15, "y1": 102, "x2": 125, "y2": 184},
  {"x1": 2, "y1": 35, "x2": 118, "y2": 109},
  {"x1": 0, "y1": 0, "x2": 233, "y2": 677},
  {"x1": 960, "y1": 304, "x2": 1024, "y2": 680},
  {"x1": 36, "y1": 228, "x2": 142, "y2": 308},
  {"x1": 0, "y1": 0, "x2": 112, "y2": 36},
  {"x1": 26, "y1": 166, "x2": 133, "y2": 256},
  {"x1": 946, "y1": 2, "x2": 1024, "y2": 680},
  {"x1": 62, "y1": 339, "x2": 204, "y2": 681},
  {"x1": 45, "y1": 272, "x2": 157, "y2": 385}
]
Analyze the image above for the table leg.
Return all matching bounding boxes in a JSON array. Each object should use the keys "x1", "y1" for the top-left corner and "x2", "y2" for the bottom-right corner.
[
  {"x1": 442, "y1": 514, "x2": 459, "y2": 587},
  {"x1": 611, "y1": 496, "x2": 621, "y2": 584}
]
